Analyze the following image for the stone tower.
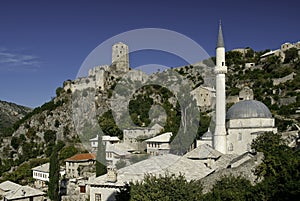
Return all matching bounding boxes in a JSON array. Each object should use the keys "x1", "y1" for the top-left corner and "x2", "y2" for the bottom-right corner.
[
  {"x1": 213, "y1": 22, "x2": 227, "y2": 154},
  {"x1": 112, "y1": 42, "x2": 129, "y2": 72}
]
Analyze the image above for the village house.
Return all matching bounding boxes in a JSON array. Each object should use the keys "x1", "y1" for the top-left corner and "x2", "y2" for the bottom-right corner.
[
  {"x1": 145, "y1": 132, "x2": 172, "y2": 156},
  {"x1": 32, "y1": 162, "x2": 65, "y2": 189},
  {"x1": 89, "y1": 135, "x2": 120, "y2": 150},
  {"x1": 191, "y1": 86, "x2": 215, "y2": 111},
  {"x1": 65, "y1": 153, "x2": 96, "y2": 178}
]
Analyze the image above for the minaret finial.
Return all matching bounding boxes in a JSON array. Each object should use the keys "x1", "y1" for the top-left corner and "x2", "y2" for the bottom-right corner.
[{"x1": 217, "y1": 21, "x2": 224, "y2": 48}]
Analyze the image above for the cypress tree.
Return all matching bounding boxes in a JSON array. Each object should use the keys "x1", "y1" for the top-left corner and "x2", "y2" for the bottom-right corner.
[
  {"x1": 96, "y1": 135, "x2": 107, "y2": 176},
  {"x1": 48, "y1": 141, "x2": 64, "y2": 201}
]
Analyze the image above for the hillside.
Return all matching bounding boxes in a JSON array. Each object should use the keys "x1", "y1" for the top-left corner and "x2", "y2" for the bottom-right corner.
[
  {"x1": 0, "y1": 100, "x2": 31, "y2": 137},
  {"x1": 0, "y1": 46, "x2": 299, "y2": 184},
  {"x1": 224, "y1": 48, "x2": 300, "y2": 131}
]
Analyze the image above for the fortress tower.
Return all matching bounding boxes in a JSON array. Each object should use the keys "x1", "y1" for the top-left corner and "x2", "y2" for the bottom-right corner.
[
  {"x1": 213, "y1": 22, "x2": 228, "y2": 154},
  {"x1": 112, "y1": 42, "x2": 129, "y2": 72}
]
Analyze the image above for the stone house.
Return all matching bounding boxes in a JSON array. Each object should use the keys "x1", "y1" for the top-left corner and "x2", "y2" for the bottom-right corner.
[
  {"x1": 65, "y1": 153, "x2": 96, "y2": 178},
  {"x1": 191, "y1": 86, "x2": 215, "y2": 111},
  {"x1": 145, "y1": 132, "x2": 172, "y2": 156},
  {"x1": 89, "y1": 135, "x2": 120, "y2": 150}
]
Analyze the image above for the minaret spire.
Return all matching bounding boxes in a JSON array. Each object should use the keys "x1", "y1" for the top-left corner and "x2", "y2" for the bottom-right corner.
[
  {"x1": 217, "y1": 20, "x2": 224, "y2": 48},
  {"x1": 213, "y1": 21, "x2": 227, "y2": 154}
]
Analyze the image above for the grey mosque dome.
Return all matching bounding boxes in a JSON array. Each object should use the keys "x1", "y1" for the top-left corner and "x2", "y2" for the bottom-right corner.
[{"x1": 226, "y1": 100, "x2": 272, "y2": 120}]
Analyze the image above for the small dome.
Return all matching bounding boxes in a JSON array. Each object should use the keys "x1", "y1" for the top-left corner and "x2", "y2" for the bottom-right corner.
[{"x1": 226, "y1": 100, "x2": 272, "y2": 119}]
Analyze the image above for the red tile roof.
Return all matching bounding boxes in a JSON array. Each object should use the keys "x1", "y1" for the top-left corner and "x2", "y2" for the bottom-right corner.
[{"x1": 66, "y1": 153, "x2": 96, "y2": 162}]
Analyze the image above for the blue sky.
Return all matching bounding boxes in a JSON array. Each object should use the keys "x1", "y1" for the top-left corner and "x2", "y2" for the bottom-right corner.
[{"x1": 0, "y1": 0, "x2": 299, "y2": 108}]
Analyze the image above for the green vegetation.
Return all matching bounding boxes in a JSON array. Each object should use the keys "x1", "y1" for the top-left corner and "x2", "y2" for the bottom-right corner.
[
  {"x1": 96, "y1": 136, "x2": 107, "y2": 177},
  {"x1": 204, "y1": 176, "x2": 254, "y2": 201},
  {"x1": 0, "y1": 158, "x2": 49, "y2": 185},
  {"x1": 6, "y1": 98, "x2": 67, "y2": 136},
  {"x1": 129, "y1": 85, "x2": 181, "y2": 135},
  {"x1": 98, "y1": 110, "x2": 123, "y2": 139},
  {"x1": 225, "y1": 47, "x2": 300, "y2": 129},
  {"x1": 116, "y1": 173, "x2": 203, "y2": 201},
  {"x1": 48, "y1": 141, "x2": 65, "y2": 201},
  {"x1": 44, "y1": 130, "x2": 57, "y2": 157}
]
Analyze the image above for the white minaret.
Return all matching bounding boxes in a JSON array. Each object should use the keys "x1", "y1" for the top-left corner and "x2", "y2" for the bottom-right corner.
[{"x1": 213, "y1": 22, "x2": 227, "y2": 154}]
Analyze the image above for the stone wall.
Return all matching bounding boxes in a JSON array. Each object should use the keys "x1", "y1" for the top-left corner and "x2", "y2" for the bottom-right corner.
[{"x1": 273, "y1": 72, "x2": 296, "y2": 86}]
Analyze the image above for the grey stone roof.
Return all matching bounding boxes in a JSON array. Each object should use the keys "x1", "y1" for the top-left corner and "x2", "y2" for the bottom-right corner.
[
  {"x1": 226, "y1": 100, "x2": 272, "y2": 119},
  {"x1": 106, "y1": 143, "x2": 132, "y2": 156},
  {"x1": 185, "y1": 144, "x2": 222, "y2": 160},
  {"x1": 145, "y1": 132, "x2": 172, "y2": 143},
  {"x1": 32, "y1": 162, "x2": 50, "y2": 173},
  {"x1": 4, "y1": 185, "x2": 45, "y2": 200},
  {"x1": 201, "y1": 128, "x2": 213, "y2": 140},
  {"x1": 0, "y1": 181, "x2": 21, "y2": 192},
  {"x1": 217, "y1": 22, "x2": 224, "y2": 48},
  {"x1": 89, "y1": 151, "x2": 236, "y2": 187}
]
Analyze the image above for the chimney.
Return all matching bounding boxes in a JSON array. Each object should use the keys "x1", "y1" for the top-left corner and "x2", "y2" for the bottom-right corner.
[{"x1": 106, "y1": 166, "x2": 117, "y2": 183}]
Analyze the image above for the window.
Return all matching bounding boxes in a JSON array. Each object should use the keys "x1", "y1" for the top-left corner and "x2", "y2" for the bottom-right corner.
[
  {"x1": 95, "y1": 193, "x2": 101, "y2": 201},
  {"x1": 228, "y1": 143, "x2": 233, "y2": 151},
  {"x1": 80, "y1": 185, "x2": 86, "y2": 193},
  {"x1": 238, "y1": 133, "x2": 242, "y2": 141},
  {"x1": 222, "y1": 62, "x2": 224, "y2": 66}
]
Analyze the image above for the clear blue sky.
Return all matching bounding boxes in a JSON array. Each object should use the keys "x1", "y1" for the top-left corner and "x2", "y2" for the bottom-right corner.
[{"x1": 0, "y1": 0, "x2": 299, "y2": 108}]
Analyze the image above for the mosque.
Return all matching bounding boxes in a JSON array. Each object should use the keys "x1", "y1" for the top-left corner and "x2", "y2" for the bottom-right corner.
[{"x1": 198, "y1": 23, "x2": 277, "y2": 155}]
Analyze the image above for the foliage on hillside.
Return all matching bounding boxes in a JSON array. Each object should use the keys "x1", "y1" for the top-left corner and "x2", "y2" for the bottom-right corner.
[
  {"x1": 0, "y1": 100, "x2": 31, "y2": 137},
  {"x1": 226, "y1": 48, "x2": 300, "y2": 131}
]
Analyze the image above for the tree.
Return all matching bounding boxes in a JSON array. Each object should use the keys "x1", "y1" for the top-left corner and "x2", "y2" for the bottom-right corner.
[
  {"x1": 96, "y1": 135, "x2": 107, "y2": 177},
  {"x1": 245, "y1": 47, "x2": 255, "y2": 58},
  {"x1": 284, "y1": 47, "x2": 298, "y2": 63},
  {"x1": 98, "y1": 110, "x2": 123, "y2": 139},
  {"x1": 48, "y1": 141, "x2": 65, "y2": 201},
  {"x1": 251, "y1": 132, "x2": 300, "y2": 200},
  {"x1": 116, "y1": 173, "x2": 204, "y2": 201},
  {"x1": 11, "y1": 136, "x2": 20, "y2": 150},
  {"x1": 204, "y1": 175, "x2": 254, "y2": 201}
]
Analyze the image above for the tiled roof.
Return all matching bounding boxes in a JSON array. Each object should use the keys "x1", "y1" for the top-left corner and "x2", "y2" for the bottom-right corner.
[{"x1": 66, "y1": 153, "x2": 96, "y2": 162}]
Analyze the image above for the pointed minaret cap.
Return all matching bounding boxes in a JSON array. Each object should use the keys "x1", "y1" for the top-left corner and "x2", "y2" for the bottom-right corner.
[{"x1": 217, "y1": 20, "x2": 225, "y2": 48}]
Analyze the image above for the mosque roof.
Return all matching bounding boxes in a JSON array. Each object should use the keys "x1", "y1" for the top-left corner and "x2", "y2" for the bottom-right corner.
[{"x1": 226, "y1": 100, "x2": 272, "y2": 119}]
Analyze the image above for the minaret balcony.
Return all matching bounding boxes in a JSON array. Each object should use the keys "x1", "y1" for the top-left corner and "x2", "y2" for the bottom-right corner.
[{"x1": 214, "y1": 66, "x2": 227, "y2": 74}]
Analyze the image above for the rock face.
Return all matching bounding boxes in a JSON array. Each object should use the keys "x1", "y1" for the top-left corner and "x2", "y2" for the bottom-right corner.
[{"x1": 0, "y1": 100, "x2": 31, "y2": 136}]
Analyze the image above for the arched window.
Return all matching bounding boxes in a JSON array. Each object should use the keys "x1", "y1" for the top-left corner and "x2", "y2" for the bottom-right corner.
[{"x1": 228, "y1": 143, "x2": 233, "y2": 151}]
